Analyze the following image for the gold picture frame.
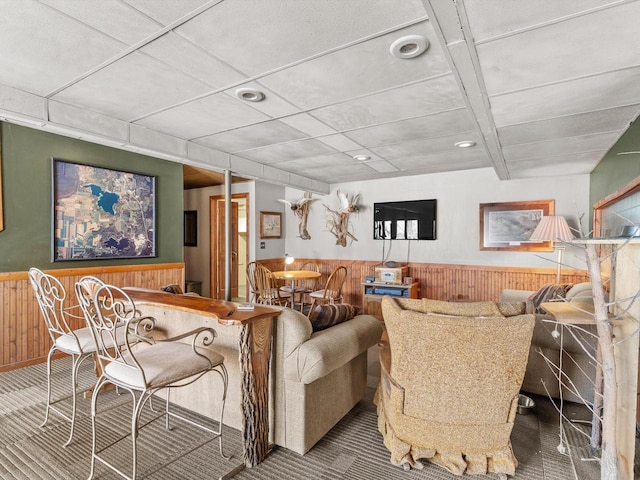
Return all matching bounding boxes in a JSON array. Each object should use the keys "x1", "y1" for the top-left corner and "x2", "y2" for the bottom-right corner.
[
  {"x1": 479, "y1": 200, "x2": 554, "y2": 251},
  {"x1": 260, "y1": 211, "x2": 282, "y2": 239}
]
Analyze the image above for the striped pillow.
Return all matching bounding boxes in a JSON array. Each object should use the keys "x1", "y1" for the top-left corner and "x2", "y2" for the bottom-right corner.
[{"x1": 309, "y1": 304, "x2": 361, "y2": 332}]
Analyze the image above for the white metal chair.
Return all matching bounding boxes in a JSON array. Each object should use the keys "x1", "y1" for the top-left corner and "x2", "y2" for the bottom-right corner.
[
  {"x1": 28, "y1": 267, "x2": 105, "y2": 447},
  {"x1": 78, "y1": 282, "x2": 229, "y2": 480}
]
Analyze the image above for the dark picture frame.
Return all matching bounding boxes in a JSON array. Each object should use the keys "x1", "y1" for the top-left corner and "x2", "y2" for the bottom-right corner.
[
  {"x1": 184, "y1": 210, "x2": 197, "y2": 246},
  {"x1": 259, "y1": 211, "x2": 282, "y2": 239},
  {"x1": 52, "y1": 158, "x2": 156, "y2": 261},
  {"x1": 479, "y1": 199, "x2": 554, "y2": 251}
]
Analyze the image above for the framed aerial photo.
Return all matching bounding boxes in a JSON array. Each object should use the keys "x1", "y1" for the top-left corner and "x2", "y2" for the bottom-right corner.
[
  {"x1": 52, "y1": 158, "x2": 156, "y2": 261},
  {"x1": 479, "y1": 199, "x2": 554, "y2": 252},
  {"x1": 259, "y1": 211, "x2": 282, "y2": 239}
]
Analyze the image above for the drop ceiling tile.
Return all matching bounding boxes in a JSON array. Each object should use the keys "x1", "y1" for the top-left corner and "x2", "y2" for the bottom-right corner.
[
  {"x1": 38, "y1": 0, "x2": 162, "y2": 45},
  {"x1": 317, "y1": 134, "x2": 363, "y2": 152},
  {"x1": 311, "y1": 76, "x2": 465, "y2": 131},
  {"x1": 48, "y1": 101, "x2": 129, "y2": 140},
  {"x1": 52, "y1": 51, "x2": 212, "y2": 120},
  {"x1": 478, "y1": 1, "x2": 640, "y2": 96},
  {"x1": 303, "y1": 162, "x2": 377, "y2": 183},
  {"x1": 344, "y1": 108, "x2": 475, "y2": 146},
  {"x1": 365, "y1": 161, "x2": 400, "y2": 173},
  {"x1": 388, "y1": 147, "x2": 491, "y2": 171},
  {"x1": 502, "y1": 131, "x2": 621, "y2": 162},
  {"x1": 274, "y1": 152, "x2": 357, "y2": 173},
  {"x1": 279, "y1": 113, "x2": 337, "y2": 137},
  {"x1": 0, "y1": 0, "x2": 125, "y2": 96},
  {"x1": 507, "y1": 151, "x2": 607, "y2": 178},
  {"x1": 372, "y1": 132, "x2": 484, "y2": 160},
  {"x1": 0, "y1": 83, "x2": 46, "y2": 119},
  {"x1": 136, "y1": 92, "x2": 271, "y2": 139},
  {"x1": 123, "y1": 0, "x2": 214, "y2": 26},
  {"x1": 239, "y1": 138, "x2": 339, "y2": 165},
  {"x1": 259, "y1": 22, "x2": 449, "y2": 110},
  {"x1": 222, "y1": 81, "x2": 300, "y2": 118},
  {"x1": 491, "y1": 67, "x2": 640, "y2": 127},
  {"x1": 465, "y1": 0, "x2": 614, "y2": 42},
  {"x1": 497, "y1": 105, "x2": 640, "y2": 147},
  {"x1": 195, "y1": 120, "x2": 309, "y2": 152},
  {"x1": 175, "y1": 0, "x2": 428, "y2": 77},
  {"x1": 141, "y1": 32, "x2": 248, "y2": 87}
]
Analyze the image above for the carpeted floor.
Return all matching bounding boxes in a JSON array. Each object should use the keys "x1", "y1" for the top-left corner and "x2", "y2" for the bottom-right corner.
[{"x1": 0, "y1": 356, "x2": 620, "y2": 480}]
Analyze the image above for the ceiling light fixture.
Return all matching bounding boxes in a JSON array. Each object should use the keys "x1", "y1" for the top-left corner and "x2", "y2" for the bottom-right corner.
[
  {"x1": 455, "y1": 140, "x2": 476, "y2": 148},
  {"x1": 235, "y1": 87, "x2": 265, "y2": 102},
  {"x1": 353, "y1": 154, "x2": 371, "y2": 161},
  {"x1": 390, "y1": 35, "x2": 429, "y2": 59}
]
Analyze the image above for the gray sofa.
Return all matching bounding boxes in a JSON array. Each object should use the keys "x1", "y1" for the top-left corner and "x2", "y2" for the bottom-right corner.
[
  {"x1": 136, "y1": 301, "x2": 383, "y2": 455},
  {"x1": 500, "y1": 282, "x2": 597, "y2": 404}
]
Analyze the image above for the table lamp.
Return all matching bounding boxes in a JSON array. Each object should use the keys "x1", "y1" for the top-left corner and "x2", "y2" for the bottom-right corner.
[
  {"x1": 529, "y1": 216, "x2": 574, "y2": 283},
  {"x1": 284, "y1": 254, "x2": 295, "y2": 270}
]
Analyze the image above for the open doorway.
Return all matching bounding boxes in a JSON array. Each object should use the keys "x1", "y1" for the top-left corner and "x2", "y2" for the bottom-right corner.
[{"x1": 210, "y1": 193, "x2": 249, "y2": 301}]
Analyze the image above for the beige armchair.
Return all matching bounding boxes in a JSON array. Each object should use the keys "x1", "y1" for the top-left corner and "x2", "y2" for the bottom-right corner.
[{"x1": 376, "y1": 296, "x2": 535, "y2": 476}]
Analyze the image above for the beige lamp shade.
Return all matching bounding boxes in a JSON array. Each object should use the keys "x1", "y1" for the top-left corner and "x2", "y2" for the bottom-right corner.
[{"x1": 529, "y1": 216, "x2": 574, "y2": 242}]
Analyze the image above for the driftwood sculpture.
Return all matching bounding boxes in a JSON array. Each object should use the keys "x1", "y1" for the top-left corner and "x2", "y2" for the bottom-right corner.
[
  {"x1": 277, "y1": 192, "x2": 314, "y2": 240},
  {"x1": 323, "y1": 190, "x2": 360, "y2": 247}
]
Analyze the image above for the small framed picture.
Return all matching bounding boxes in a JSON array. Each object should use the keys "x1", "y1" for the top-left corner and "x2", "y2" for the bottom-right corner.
[{"x1": 260, "y1": 211, "x2": 282, "y2": 239}]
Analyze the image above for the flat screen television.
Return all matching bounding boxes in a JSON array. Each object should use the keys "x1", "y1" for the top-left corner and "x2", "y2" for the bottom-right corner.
[{"x1": 373, "y1": 199, "x2": 437, "y2": 240}]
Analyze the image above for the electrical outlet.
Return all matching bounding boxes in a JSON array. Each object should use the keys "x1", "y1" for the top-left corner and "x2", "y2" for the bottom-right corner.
[{"x1": 260, "y1": 241, "x2": 265, "y2": 249}]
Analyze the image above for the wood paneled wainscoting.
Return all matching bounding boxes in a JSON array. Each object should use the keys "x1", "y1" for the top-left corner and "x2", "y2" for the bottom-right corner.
[
  {"x1": 0, "y1": 263, "x2": 184, "y2": 372},
  {"x1": 258, "y1": 258, "x2": 590, "y2": 315}
]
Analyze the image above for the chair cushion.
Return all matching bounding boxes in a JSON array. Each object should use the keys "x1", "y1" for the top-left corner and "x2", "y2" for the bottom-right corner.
[
  {"x1": 104, "y1": 342, "x2": 224, "y2": 390},
  {"x1": 309, "y1": 304, "x2": 361, "y2": 332},
  {"x1": 55, "y1": 327, "x2": 97, "y2": 355}
]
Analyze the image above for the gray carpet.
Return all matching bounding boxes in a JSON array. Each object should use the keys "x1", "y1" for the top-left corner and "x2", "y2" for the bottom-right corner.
[{"x1": 0, "y1": 357, "x2": 611, "y2": 480}]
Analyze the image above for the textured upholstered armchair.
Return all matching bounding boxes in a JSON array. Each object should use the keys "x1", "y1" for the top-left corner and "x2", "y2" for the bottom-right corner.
[{"x1": 375, "y1": 296, "x2": 535, "y2": 476}]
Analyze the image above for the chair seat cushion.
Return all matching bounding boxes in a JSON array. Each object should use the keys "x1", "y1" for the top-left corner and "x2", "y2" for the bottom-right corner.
[
  {"x1": 309, "y1": 289, "x2": 340, "y2": 299},
  {"x1": 309, "y1": 304, "x2": 361, "y2": 332},
  {"x1": 104, "y1": 342, "x2": 224, "y2": 390}
]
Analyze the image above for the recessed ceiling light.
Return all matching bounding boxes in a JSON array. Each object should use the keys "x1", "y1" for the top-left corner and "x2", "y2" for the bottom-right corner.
[
  {"x1": 235, "y1": 87, "x2": 265, "y2": 102},
  {"x1": 390, "y1": 35, "x2": 429, "y2": 59},
  {"x1": 353, "y1": 154, "x2": 371, "y2": 161},
  {"x1": 455, "y1": 140, "x2": 476, "y2": 148}
]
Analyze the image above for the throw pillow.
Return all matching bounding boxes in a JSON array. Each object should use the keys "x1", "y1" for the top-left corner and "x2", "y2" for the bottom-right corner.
[
  {"x1": 526, "y1": 283, "x2": 573, "y2": 314},
  {"x1": 422, "y1": 298, "x2": 505, "y2": 318},
  {"x1": 497, "y1": 302, "x2": 527, "y2": 317},
  {"x1": 309, "y1": 304, "x2": 361, "y2": 332}
]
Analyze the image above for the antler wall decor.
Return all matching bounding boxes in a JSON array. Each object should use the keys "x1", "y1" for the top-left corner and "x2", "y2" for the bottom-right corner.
[
  {"x1": 277, "y1": 191, "x2": 315, "y2": 240},
  {"x1": 323, "y1": 190, "x2": 360, "y2": 247}
]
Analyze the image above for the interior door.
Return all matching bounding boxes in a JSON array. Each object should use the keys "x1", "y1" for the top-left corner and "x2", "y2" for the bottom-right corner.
[{"x1": 215, "y1": 200, "x2": 239, "y2": 299}]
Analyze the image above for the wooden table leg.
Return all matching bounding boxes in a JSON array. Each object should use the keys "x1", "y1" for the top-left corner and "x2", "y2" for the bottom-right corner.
[{"x1": 239, "y1": 315, "x2": 274, "y2": 467}]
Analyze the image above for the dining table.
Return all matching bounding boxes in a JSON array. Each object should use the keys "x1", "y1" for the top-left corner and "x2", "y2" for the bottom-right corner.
[{"x1": 272, "y1": 269, "x2": 321, "y2": 311}]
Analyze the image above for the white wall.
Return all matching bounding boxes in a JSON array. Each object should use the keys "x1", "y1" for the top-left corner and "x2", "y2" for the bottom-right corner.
[{"x1": 282, "y1": 168, "x2": 591, "y2": 271}]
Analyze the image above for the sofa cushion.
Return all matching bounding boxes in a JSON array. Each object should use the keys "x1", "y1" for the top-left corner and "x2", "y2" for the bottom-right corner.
[
  {"x1": 309, "y1": 304, "x2": 361, "y2": 332},
  {"x1": 497, "y1": 302, "x2": 527, "y2": 317},
  {"x1": 422, "y1": 299, "x2": 505, "y2": 318},
  {"x1": 565, "y1": 282, "x2": 593, "y2": 304}
]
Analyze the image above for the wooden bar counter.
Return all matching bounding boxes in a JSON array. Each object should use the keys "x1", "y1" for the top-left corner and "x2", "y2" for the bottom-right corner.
[{"x1": 124, "y1": 288, "x2": 279, "y2": 468}]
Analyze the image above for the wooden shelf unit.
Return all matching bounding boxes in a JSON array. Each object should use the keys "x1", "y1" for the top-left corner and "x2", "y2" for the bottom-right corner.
[{"x1": 361, "y1": 282, "x2": 419, "y2": 320}]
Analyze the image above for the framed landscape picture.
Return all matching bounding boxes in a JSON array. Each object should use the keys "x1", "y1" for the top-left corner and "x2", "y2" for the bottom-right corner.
[
  {"x1": 259, "y1": 211, "x2": 282, "y2": 239},
  {"x1": 479, "y1": 199, "x2": 554, "y2": 251},
  {"x1": 52, "y1": 158, "x2": 156, "y2": 261}
]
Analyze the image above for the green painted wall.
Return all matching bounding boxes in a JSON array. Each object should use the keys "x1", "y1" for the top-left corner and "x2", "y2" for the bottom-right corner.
[
  {"x1": 590, "y1": 118, "x2": 640, "y2": 214},
  {"x1": 0, "y1": 122, "x2": 183, "y2": 272}
]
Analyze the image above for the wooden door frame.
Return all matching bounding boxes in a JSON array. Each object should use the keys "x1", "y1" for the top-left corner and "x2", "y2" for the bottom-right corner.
[{"x1": 210, "y1": 193, "x2": 250, "y2": 300}]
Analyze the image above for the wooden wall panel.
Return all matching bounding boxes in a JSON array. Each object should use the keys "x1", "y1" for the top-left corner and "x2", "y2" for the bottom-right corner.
[
  {"x1": 258, "y1": 258, "x2": 590, "y2": 311},
  {"x1": 0, "y1": 263, "x2": 184, "y2": 372}
]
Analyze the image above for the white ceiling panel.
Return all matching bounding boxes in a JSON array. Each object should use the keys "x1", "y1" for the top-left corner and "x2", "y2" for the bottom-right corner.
[
  {"x1": 175, "y1": 0, "x2": 428, "y2": 77},
  {"x1": 259, "y1": 22, "x2": 449, "y2": 110},
  {"x1": 1, "y1": 0, "x2": 639, "y2": 187},
  {"x1": 141, "y1": 32, "x2": 247, "y2": 88},
  {"x1": 0, "y1": 0, "x2": 125, "y2": 95},
  {"x1": 122, "y1": 0, "x2": 215, "y2": 26},
  {"x1": 38, "y1": 0, "x2": 161, "y2": 45},
  {"x1": 52, "y1": 51, "x2": 212, "y2": 120},
  {"x1": 310, "y1": 76, "x2": 466, "y2": 131},
  {"x1": 195, "y1": 120, "x2": 309, "y2": 153},
  {"x1": 344, "y1": 109, "x2": 475, "y2": 147}
]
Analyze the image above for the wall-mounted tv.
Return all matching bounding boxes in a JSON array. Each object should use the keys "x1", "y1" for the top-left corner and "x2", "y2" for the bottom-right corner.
[{"x1": 373, "y1": 199, "x2": 437, "y2": 240}]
